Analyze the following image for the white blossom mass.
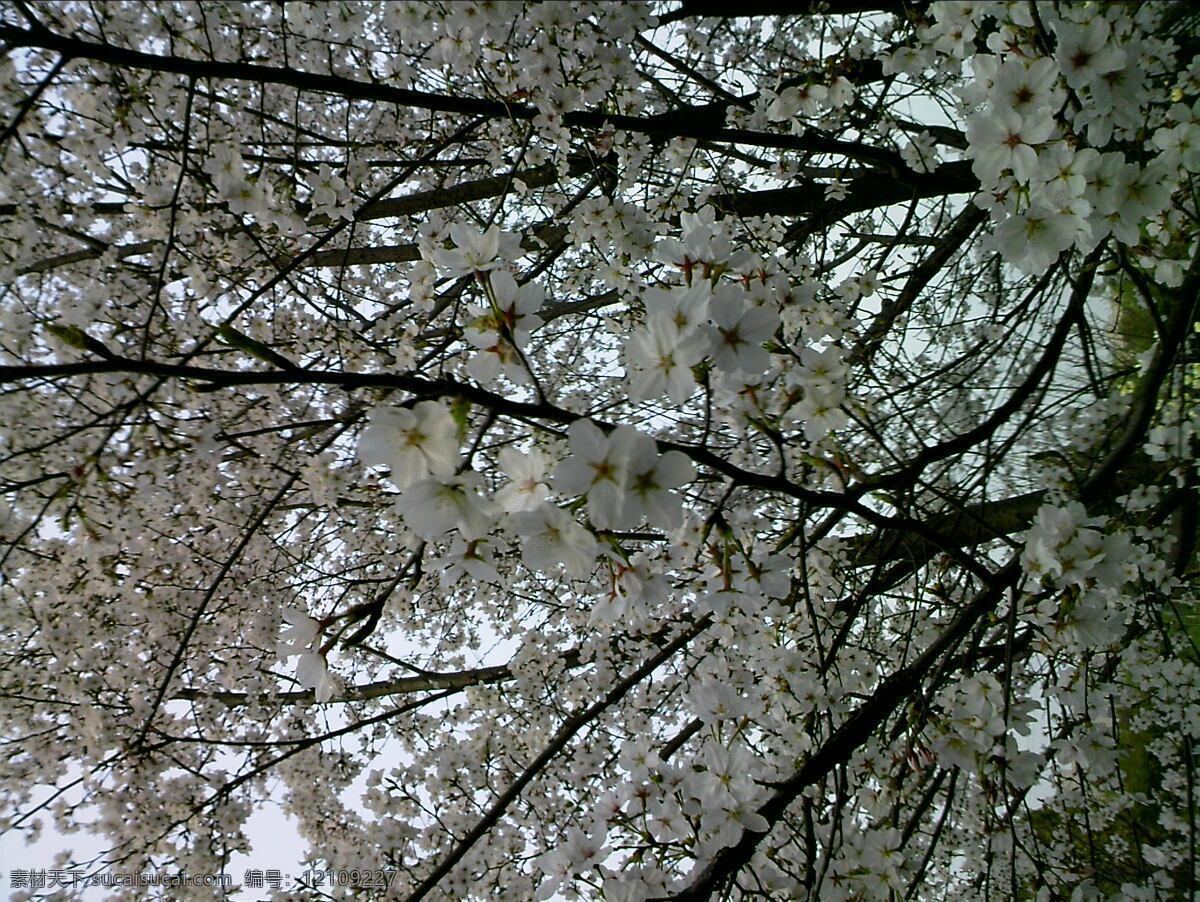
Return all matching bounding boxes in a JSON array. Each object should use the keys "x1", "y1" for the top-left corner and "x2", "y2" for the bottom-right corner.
[{"x1": 0, "y1": 1, "x2": 1198, "y2": 899}]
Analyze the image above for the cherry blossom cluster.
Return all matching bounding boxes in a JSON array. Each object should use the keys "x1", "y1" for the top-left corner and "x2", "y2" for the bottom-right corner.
[{"x1": 940, "y1": 2, "x2": 1192, "y2": 274}]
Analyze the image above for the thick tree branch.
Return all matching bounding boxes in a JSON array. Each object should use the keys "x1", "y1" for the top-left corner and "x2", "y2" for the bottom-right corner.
[
  {"x1": 0, "y1": 354, "x2": 853, "y2": 508},
  {"x1": 841, "y1": 448, "x2": 1170, "y2": 584},
  {"x1": 665, "y1": 561, "x2": 1021, "y2": 900},
  {"x1": 654, "y1": 0, "x2": 924, "y2": 25},
  {"x1": 176, "y1": 662, "x2": 511, "y2": 707},
  {"x1": 715, "y1": 162, "x2": 976, "y2": 222},
  {"x1": 0, "y1": 23, "x2": 909, "y2": 166}
]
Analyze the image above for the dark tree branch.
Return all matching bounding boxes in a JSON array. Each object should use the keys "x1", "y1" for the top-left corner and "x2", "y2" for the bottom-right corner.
[
  {"x1": 0, "y1": 54, "x2": 66, "y2": 149},
  {"x1": 406, "y1": 618, "x2": 711, "y2": 901},
  {"x1": 654, "y1": 0, "x2": 925, "y2": 26},
  {"x1": 0, "y1": 353, "x2": 852, "y2": 508},
  {"x1": 849, "y1": 205, "x2": 987, "y2": 365},
  {"x1": 665, "y1": 561, "x2": 1020, "y2": 900},
  {"x1": 0, "y1": 23, "x2": 910, "y2": 167}
]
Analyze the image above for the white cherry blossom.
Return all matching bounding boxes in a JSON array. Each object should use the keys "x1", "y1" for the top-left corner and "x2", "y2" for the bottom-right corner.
[
  {"x1": 397, "y1": 473, "x2": 494, "y2": 541},
  {"x1": 553, "y1": 420, "x2": 636, "y2": 530},
  {"x1": 704, "y1": 286, "x2": 779, "y2": 375},
  {"x1": 510, "y1": 504, "x2": 598, "y2": 577},
  {"x1": 623, "y1": 436, "x2": 696, "y2": 530},
  {"x1": 295, "y1": 652, "x2": 336, "y2": 704},
  {"x1": 428, "y1": 224, "x2": 520, "y2": 277},
  {"x1": 534, "y1": 824, "x2": 608, "y2": 900},
  {"x1": 966, "y1": 108, "x2": 1055, "y2": 185},
  {"x1": 766, "y1": 83, "x2": 828, "y2": 121},
  {"x1": 276, "y1": 607, "x2": 321, "y2": 660},
  {"x1": 465, "y1": 270, "x2": 543, "y2": 384},
  {"x1": 494, "y1": 446, "x2": 551, "y2": 513},
  {"x1": 625, "y1": 313, "x2": 708, "y2": 405},
  {"x1": 358, "y1": 401, "x2": 459, "y2": 489},
  {"x1": 554, "y1": 421, "x2": 694, "y2": 530},
  {"x1": 1055, "y1": 16, "x2": 1126, "y2": 90}
]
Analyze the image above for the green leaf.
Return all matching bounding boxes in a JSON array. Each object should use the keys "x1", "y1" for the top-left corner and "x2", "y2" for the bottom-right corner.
[
  {"x1": 46, "y1": 323, "x2": 113, "y2": 358},
  {"x1": 450, "y1": 396, "x2": 472, "y2": 441},
  {"x1": 46, "y1": 323, "x2": 91, "y2": 350},
  {"x1": 216, "y1": 324, "x2": 296, "y2": 370}
]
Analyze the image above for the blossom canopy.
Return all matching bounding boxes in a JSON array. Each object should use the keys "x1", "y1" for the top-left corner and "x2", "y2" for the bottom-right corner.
[{"x1": 0, "y1": 1, "x2": 1197, "y2": 899}]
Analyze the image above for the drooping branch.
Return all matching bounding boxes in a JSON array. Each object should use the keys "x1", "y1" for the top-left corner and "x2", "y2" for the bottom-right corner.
[
  {"x1": 861, "y1": 251, "x2": 1100, "y2": 495},
  {"x1": 133, "y1": 473, "x2": 297, "y2": 750},
  {"x1": 1080, "y1": 250, "x2": 1200, "y2": 503}
]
